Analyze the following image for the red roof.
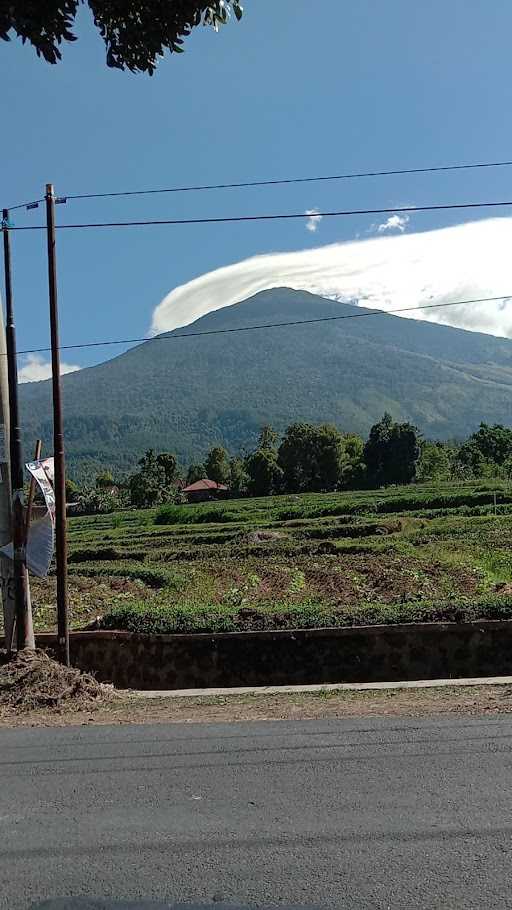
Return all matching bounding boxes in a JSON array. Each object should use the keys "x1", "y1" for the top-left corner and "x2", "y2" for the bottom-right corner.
[{"x1": 183, "y1": 478, "x2": 228, "y2": 493}]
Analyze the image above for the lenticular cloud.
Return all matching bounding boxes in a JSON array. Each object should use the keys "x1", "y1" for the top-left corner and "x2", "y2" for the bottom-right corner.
[{"x1": 151, "y1": 218, "x2": 512, "y2": 339}]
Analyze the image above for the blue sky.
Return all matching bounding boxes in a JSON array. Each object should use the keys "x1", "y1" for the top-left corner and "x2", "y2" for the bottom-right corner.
[{"x1": 2, "y1": 0, "x2": 512, "y2": 379}]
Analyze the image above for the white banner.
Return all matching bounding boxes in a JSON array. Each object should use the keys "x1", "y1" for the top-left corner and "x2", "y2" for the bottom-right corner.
[
  {"x1": 26, "y1": 457, "x2": 56, "y2": 525},
  {"x1": 0, "y1": 457, "x2": 56, "y2": 578}
]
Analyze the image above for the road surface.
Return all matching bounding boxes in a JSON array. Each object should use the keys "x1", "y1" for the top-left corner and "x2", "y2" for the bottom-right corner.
[{"x1": 1, "y1": 715, "x2": 512, "y2": 909}]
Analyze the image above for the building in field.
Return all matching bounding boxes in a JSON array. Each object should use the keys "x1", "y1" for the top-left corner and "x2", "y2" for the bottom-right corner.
[{"x1": 182, "y1": 478, "x2": 229, "y2": 503}]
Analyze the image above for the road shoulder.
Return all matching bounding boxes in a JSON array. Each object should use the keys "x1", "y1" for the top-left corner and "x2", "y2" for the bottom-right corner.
[{"x1": 2, "y1": 680, "x2": 512, "y2": 728}]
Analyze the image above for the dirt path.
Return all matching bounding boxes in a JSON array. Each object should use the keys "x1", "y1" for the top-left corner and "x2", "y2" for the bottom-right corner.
[{"x1": 3, "y1": 683, "x2": 512, "y2": 728}]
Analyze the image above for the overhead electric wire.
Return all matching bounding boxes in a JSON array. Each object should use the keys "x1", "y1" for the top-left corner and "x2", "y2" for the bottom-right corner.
[
  {"x1": 7, "y1": 198, "x2": 512, "y2": 231},
  {"x1": 5, "y1": 156, "x2": 512, "y2": 214},
  {"x1": 4, "y1": 197, "x2": 43, "y2": 213},
  {"x1": 12, "y1": 294, "x2": 510, "y2": 357},
  {"x1": 53, "y1": 157, "x2": 512, "y2": 201}
]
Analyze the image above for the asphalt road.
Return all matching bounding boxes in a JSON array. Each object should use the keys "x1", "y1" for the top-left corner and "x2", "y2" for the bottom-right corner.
[{"x1": 2, "y1": 715, "x2": 512, "y2": 910}]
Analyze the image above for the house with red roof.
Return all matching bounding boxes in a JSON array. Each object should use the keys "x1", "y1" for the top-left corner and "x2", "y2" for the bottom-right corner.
[{"x1": 182, "y1": 478, "x2": 229, "y2": 503}]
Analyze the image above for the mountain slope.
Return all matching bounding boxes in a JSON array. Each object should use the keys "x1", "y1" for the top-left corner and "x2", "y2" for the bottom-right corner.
[{"x1": 19, "y1": 288, "x2": 512, "y2": 478}]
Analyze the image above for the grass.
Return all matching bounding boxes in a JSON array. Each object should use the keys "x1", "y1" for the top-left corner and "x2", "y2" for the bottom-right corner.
[{"x1": 22, "y1": 479, "x2": 512, "y2": 634}]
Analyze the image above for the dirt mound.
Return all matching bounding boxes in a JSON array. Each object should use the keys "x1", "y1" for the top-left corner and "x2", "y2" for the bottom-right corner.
[{"x1": 0, "y1": 649, "x2": 112, "y2": 714}]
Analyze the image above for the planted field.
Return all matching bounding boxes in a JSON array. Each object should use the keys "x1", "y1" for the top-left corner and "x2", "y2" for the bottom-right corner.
[{"x1": 26, "y1": 481, "x2": 512, "y2": 634}]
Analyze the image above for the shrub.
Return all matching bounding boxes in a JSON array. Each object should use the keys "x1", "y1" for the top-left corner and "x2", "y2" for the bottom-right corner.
[
  {"x1": 100, "y1": 593, "x2": 512, "y2": 635},
  {"x1": 194, "y1": 508, "x2": 239, "y2": 524},
  {"x1": 68, "y1": 561, "x2": 172, "y2": 588},
  {"x1": 154, "y1": 504, "x2": 191, "y2": 525},
  {"x1": 276, "y1": 506, "x2": 308, "y2": 521},
  {"x1": 73, "y1": 488, "x2": 125, "y2": 515},
  {"x1": 69, "y1": 547, "x2": 147, "y2": 563}
]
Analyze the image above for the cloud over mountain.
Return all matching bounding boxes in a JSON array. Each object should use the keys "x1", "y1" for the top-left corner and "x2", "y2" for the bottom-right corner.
[
  {"x1": 151, "y1": 217, "x2": 512, "y2": 339},
  {"x1": 19, "y1": 354, "x2": 81, "y2": 383}
]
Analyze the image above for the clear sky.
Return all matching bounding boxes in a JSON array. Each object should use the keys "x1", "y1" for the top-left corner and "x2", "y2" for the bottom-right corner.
[{"x1": 2, "y1": 0, "x2": 512, "y2": 380}]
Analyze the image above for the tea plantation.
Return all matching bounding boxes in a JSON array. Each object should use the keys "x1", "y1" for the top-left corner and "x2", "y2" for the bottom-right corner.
[{"x1": 27, "y1": 481, "x2": 512, "y2": 634}]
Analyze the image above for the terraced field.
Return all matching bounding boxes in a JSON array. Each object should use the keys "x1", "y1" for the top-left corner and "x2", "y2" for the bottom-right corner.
[{"x1": 23, "y1": 481, "x2": 512, "y2": 634}]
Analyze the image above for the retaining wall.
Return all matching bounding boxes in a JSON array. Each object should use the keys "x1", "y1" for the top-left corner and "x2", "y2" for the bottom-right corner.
[{"x1": 21, "y1": 620, "x2": 512, "y2": 689}]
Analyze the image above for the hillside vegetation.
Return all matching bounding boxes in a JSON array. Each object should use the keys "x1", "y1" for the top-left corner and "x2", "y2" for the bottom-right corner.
[
  {"x1": 20, "y1": 288, "x2": 512, "y2": 478},
  {"x1": 26, "y1": 480, "x2": 512, "y2": 635}
]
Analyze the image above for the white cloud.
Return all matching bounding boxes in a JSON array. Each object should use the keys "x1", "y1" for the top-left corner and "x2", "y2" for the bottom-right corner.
[
  {"x1": 151, "y1": 217, "x2": 512, "y2": 340},
  {"x1": 375, "y1": 213, "x2": 410, "y2": 234},
  {"x1": 305, "y1": 209, "x2": 323, "y2": 233},
  {"x1": 19, "y1": 354, "x2": 81, "y2": 383}
]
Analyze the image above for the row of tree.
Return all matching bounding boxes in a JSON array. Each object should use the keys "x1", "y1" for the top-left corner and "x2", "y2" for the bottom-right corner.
[
  {"x1": 66, "y1": 417, "x2": 512, "y2": 513},
  {"x1": 178, "y1": 415, "x2": 420, "y2": 498},
  {"x1": 417, "y1": 423, "x2": 512, "y2": 483}
]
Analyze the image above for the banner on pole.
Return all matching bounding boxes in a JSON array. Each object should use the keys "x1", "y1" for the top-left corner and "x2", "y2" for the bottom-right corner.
[
  {"x1": 0, "y1": 457, "x2": 56, "y2": 577},
  {"x1": 26, "y1": 457, "x2": 56, "y2": 524}
]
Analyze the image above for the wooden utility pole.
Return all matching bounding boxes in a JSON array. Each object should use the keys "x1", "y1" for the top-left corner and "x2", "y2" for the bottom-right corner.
[
  {"x1": 0, "y1": 214, "x2": 14, "y2": 649},
  {"x1": 2, "y1": 208, "x2": 34, "y2": 651},
  {"x1": 25, "y1": 439, "x2": 42, "y2": 538},
  {"x1": 45, "y1": 184, "x2": 69, "y2": 666}
]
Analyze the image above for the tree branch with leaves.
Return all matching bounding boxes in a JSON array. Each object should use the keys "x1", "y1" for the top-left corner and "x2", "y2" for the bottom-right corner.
[{"x1": 0, "y1": 1, "x2": 244, "y2": 73}]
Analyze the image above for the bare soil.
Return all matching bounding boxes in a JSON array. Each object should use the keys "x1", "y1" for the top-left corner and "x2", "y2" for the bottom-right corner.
[
  {"x1": 2, "y1": 683, "x2": 512, "y2": 728},
  {"x1": 220, "y1": 552, "x2": 480, "y2": 606}
]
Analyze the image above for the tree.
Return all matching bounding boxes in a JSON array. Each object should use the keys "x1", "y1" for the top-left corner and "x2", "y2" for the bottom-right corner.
[
  {"x1": 340, "y1": 433, "x2": 366, "y2": 489},
  {"x1": 453, "y1": 441, "x2": 490, "y2": 480},
  {"x1": 416, "y1": 441, "x2": 453, "y2": 482},
  {"x1": 452, "y1": 423, "x2": 512, "y2": 480},
  {"x1": 204, "y1": 446, "x2": 231, "y2": 485},
  {"x1": 129, "y1": 451, "x2": 166, "y2": 508},
  {"x1": 1, "y1": 1, "x2": 244, "y2": 74},
  {"x1": 65, "y1": 478, "x2": 80, "y2": 503},
  {"x1": 229, "y1": 456, "x2": 249, "y2": 497},
  {"x1": 244, "y1": 424, "x2": 282, "y2": 496},
  {"x1": 364, "y1": 413, "x2": 420, "y2": 487},
  {"x1": 128, "y1": 448, "x2": 179, "y2": 507},
  {"x1": 278, "y1": 423, "x2": 316, "y2": 492},
  {"x1": 465, "y1": 423, "x2": 512, "y2": 466},
  {"x1": 186, "y1": 462, "x2": 207, "y2": 485},
  {"x1": 277, "y1": 422, "x2": 347, "y2": 492},
  {"x1": 95, "y1": 470, "x2": 114, "y2": 489},
  {"x1": 156, "y1": 452, "x2": 179, "y2": 486},
  {"x1": 245, "y1": 448, "x2": 283, "y2": 497},
  {"x1": 258, "y1": 425, "x2": 279, "y2": 451},
  {"x1": 501, "y1": 455, "x2": 512, "y2": 482},
  {"x1": 314, "y1": 424, "x2": 347, "y2": 492}
]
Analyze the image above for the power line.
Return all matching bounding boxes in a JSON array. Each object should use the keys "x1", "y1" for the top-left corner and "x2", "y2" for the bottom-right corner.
[
  {"x1": 7, "y1": 198, "x2": 512, "y2": 232},
  {"x1": 5, "y1": 198, "x2": 43, "y2": 213},
  {"x1": 14, "y1": 294, "x2": 511, "y2": 357},
  {"x1": 6, "y1": 156, "x2": 512, "y2": 214},
  {"x1": 62, "y1": 158, "x2": 512, "y2": 202}
]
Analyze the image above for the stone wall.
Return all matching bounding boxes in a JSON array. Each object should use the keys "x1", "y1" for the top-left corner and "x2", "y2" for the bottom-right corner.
[{"x1": 23, "y1": 620, "x2": 512, "y2": 689}]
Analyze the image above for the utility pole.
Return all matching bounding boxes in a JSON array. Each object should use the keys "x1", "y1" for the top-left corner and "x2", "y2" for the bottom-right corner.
[
  {"x1": 45, "y1": 184, "x2": 69, "y2": 666},
  {"x1": 2, "y1": 209, "x2": 34, "y2": 651},
  {"x1": 25, "y1": 439, "x2": 42, "y2": 538},
  {"x1": 0, "y1": 215, "x2": 14, "y2": 649}
]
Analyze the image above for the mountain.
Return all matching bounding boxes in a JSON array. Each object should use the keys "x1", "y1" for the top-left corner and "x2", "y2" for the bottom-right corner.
[{"x1": 19, "y1": 288, "x2": 512, "y2": 479}]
